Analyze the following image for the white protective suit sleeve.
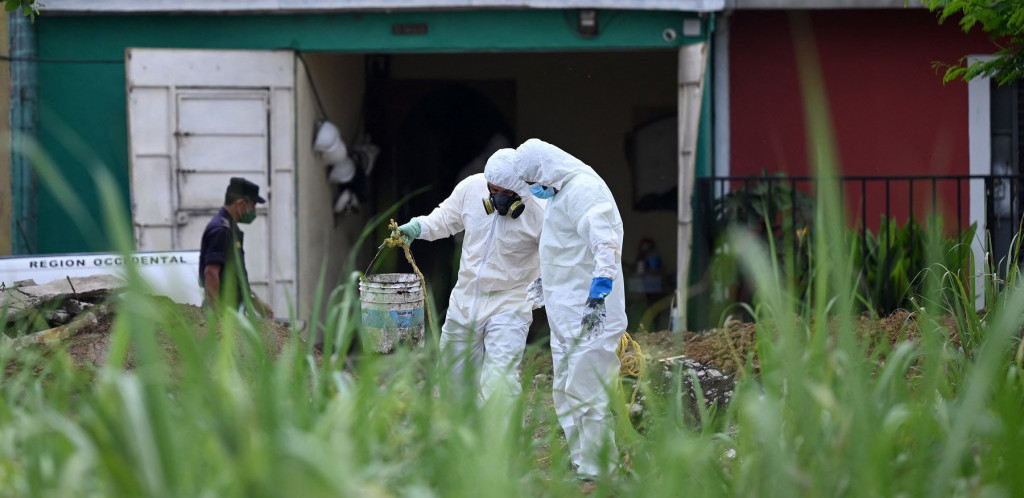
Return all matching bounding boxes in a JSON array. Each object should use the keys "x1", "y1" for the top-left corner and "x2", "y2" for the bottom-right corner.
[
  {"x1": 413, "y1": 176, "x2": 471, "y2": 241},
  {"x1": 577, "y1": 199, "x2": 622, "y2": 280}
]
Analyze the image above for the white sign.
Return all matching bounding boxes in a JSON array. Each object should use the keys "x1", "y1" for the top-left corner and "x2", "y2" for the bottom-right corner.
[{"x1": 0, "y1": 251, "x2": 203, "y2": 306}]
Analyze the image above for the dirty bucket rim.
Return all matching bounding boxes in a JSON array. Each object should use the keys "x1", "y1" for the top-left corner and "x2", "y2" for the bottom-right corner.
[{"x1": 363, "y1": 272, "x2": 421, "y2": 284}]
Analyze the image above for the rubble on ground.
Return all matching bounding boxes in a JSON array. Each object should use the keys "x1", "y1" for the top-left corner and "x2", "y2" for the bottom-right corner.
[
  {"x1": 648, "y1": 356, "x2": 735, "y2": 428},
  {"x1": 1, "y1": 274, "x2": 314, "y2": 369},
  {"x1": 1, "y1": 275, "x2": 125, "y2": 329}
]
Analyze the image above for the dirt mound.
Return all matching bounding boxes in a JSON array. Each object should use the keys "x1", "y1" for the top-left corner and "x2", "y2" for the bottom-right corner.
[
  {"x1": 632, "y1": 309, "x2": 956, "y2": 375},
  {"x1": 633, "y1": 320, "x2": 757, "y2": 373}
]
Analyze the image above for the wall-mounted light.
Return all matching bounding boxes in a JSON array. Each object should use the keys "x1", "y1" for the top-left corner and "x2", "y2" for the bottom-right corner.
[{"x1": 578, "y1": 10, "x2": 598, "y2": 37}]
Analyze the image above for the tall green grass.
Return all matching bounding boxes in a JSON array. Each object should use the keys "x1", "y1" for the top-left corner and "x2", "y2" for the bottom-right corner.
[{"x1": 5, "y1": 16, "x2": 1024, "y2": 495}]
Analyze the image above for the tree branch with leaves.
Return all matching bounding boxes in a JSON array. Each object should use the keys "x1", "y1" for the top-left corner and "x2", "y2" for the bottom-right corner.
[
  {"x1": 925, "y1": 0, "x2": 1024, "y2": 84},
  {"x1": 4, "y1": 0, "x2": 38, "y2": 19}
]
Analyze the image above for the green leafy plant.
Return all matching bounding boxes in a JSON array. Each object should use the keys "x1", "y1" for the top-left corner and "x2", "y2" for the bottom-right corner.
[
  {"x1": 925, "y1": 0, "x2": 1024, "y2": 84},
  {"x1": 707, "y1": 173, "x2": 816, "y2": 322},
  {"x1": 3, "y1": 0, "x2": 38, "y2": 19},
  {"x1": 852, "y1": 215, "x2": 977, "y2": 316}
]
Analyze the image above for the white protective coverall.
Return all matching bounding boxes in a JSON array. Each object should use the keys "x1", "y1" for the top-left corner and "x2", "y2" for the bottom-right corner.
[
  {"x1": 510, "y1": 138, "x2": 626, "y2": 478},
  {"x1": 412, "y1": 149, "x2": 544, "y2": 401}
]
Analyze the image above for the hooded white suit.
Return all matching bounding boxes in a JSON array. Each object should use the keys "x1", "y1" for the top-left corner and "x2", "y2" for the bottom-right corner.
[
  {"x1": 491, "y1": 138, "x2": 626, "y2": 478},
  {"x1": 412, "y1": 149, "x2": 544, "y2": 401}
]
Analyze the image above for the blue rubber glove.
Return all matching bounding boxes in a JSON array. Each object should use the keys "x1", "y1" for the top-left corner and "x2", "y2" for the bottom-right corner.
[
  {"x1": 588, "y1": 277, "x2": 613, "y2": 300},
  {"x1": 398, "y1": 220, "x2": 421, "y2": 246}
]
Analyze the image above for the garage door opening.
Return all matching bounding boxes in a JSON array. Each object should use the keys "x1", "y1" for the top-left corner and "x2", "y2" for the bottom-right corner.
[{"x1": 298, "y1": 49, "x2": 682, "y2": 334}]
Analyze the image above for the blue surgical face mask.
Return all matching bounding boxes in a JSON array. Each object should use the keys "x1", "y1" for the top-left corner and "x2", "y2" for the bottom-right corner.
[{"x1": 529, "y1": 184, "x2": 555, "y2": 200}]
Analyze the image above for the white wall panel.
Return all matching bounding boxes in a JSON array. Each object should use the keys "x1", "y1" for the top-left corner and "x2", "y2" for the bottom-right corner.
[
  {"x1": 269, "y1": 86, "x2": 296, "y2": 314},
  {"x1": 177, "y1": 136, "x2": 268, "y2": 174},
  {"x1": 128, "y1": 87, "x2": 171, "y2": 155},
  {"x1": 138, "y1": 227, "x2": 174, "y2": 251},
  {"x1": 178, "y1": 97, "x2": 268, "y2": 135},
  {"x1": 132, "y1": 156, "x2": 174, "y2": 224},
  {"x1": 127, "y1": 49, "x2": 293, "y2": 88}
]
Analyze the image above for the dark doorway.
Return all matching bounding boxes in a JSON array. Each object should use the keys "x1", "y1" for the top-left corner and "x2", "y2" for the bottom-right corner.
[
  {"x1": 368, "y1": 75, "x2": 517, "y2": 324},
  {"x1": 988, "y1": 79, "x2": 1024, "y2": 272}
]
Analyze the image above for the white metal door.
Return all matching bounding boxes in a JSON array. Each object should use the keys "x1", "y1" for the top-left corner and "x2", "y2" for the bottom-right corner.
[
  {"x1": 174, "y1": 90, "x2": 271, "y2": 297},
  {"x1": 126, "y1": 49, "x2": 296, "y2": 312}
]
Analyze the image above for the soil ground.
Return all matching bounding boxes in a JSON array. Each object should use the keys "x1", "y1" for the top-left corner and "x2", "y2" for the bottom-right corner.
[
  {"x1": 630, "y1": 309, "x2": 958, "y2": 374},
  {"x1": 12, "y1": 292, "x2": 953, "y2": 378}
]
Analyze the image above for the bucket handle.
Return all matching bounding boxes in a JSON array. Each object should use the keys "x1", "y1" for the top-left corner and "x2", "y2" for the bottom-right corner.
[
  {"x1": 364, "y1": 219, "x2": 437, "y2": 338},
  {"x1": 363, "y1": 219, "x2": 411, "y2": 276},
  {"x1": 363, "y1": 239, "x2": 390, "y2": 277}
]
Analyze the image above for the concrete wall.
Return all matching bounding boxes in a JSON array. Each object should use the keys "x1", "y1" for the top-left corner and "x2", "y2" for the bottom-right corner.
[
  {"x1": 0, "y1": 12, "x2": 11, "y2": 255},
  {"x1": 295, "y1": 53, "x2": 369, "y2": 320},
  {"x1": 390, "y1": 50, "x2": 679, "y2": 272}
]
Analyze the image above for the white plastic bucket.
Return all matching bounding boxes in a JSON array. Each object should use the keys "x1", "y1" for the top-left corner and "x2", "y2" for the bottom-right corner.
[{"x1": 359, "y1": 273, "x2": 425, "y2": 353}]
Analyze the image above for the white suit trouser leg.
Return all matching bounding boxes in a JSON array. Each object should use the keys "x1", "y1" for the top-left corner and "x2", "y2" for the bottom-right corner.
[
  {"x1": 550, "y1": 320, "x2": 622, "y2": 478},
  {"x1": 479, "y1": 312, "x2": 530, "y2": 400},
  {"x1": 440, "y1": 307, "x2": 530, "y2": 402}
]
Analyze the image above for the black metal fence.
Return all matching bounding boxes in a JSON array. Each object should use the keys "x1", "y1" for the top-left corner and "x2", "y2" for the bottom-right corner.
[{"x1": 687, "y1": 174, "x2": 1024, "y2": 328}]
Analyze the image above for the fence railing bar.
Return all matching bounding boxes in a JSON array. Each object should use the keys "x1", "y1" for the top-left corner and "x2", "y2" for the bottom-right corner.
[
  {"x1": 932, "y1": 178, "x2": 937, "y2": 219},
  {"x1": 957, "y1": 178, "x2": 962, "y2": 236},
  {"x1": 861, "y1": 179, "x2": 867, "y2": 287},
  {"x1": 910, "y1": 178, "x2": 915, "y2": 283},
  {"x1": 791, "y1": 178, "x2": 797, "y2": 275},
  {"x1": 886, "y1": 178, "x2": 891, "y2": 308}
]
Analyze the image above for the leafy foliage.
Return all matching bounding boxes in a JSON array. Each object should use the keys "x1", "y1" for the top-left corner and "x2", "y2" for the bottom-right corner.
[
  {"x1": 706, "y1": 174, "x2": 815, "y2": 323},
  {"x1": 925, "y1": 0, "x2": 1024, "y2": 84},
  {"x1": 851, "y1": 215, "x2": 977, "y2": 315},
  {"x1": 707, "y1": 178, "x2": 978, "y2": 319},
  {"x1": 3, "y1": 0, "x2": 37, "y2": 19}
]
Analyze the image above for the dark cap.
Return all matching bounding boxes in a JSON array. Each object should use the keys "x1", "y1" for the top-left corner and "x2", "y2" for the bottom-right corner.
[{"x1": 227, "y1": 177, "x2": 266, "y2": 204}]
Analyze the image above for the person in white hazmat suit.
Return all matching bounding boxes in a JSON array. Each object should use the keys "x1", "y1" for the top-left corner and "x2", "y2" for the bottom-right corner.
[
  {"x1": 394, "y1": 148, "x2": 544, "y2": 402},
  {"x1": 491, "y1": 138, "x2": 626, "y2": 480}
]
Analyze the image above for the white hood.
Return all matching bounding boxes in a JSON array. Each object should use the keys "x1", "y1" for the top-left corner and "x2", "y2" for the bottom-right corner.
[
  {"x1": 513, "y1": 138, "x2": 589, "y2": 190},
  {"x1": 483, "y1": 148, "x2": 529, "y2": 199}
]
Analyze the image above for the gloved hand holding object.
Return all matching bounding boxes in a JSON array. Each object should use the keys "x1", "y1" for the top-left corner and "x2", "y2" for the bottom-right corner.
[
  {"x1": 581, "y1": 277, "x2": 612, "y2": 338},
  {"x1": 398, "y1": 220, "x2": 421, "y2": 246},
  {"x1": 581, "y1": 297, "x2": 607, "y2": 339},
  {"x1": 527, "y1": 277, "x2": 544, "y2": 309}
]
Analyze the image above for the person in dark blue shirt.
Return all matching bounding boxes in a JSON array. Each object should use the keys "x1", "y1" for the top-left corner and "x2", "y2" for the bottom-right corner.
[{"x1": 199, "y1": 177, "x2": 274, "y2": 318}]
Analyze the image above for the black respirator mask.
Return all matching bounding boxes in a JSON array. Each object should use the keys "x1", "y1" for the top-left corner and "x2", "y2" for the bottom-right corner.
[{"x1": 482, "y1": 192, "x2": 525, "y2": 219}]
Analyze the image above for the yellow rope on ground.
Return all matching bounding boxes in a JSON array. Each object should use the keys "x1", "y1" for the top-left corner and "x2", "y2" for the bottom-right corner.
[
  {"x1": 382, "y1": 219, "x2": 438, "y2": 339},
  {"x1": 617, "y1": 331, "x2": 646, "y2": 411}
]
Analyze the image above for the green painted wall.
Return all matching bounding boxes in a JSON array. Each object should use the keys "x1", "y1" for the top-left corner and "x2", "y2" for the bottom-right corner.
[
  {"x1": 0, "y1": 11, "x2": 11, "y2": 255},
  {"x1": 34, "y1": 10, "x2": 703, "y2": 252}
]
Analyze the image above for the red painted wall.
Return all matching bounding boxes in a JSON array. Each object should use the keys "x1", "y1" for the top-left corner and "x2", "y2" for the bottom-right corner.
[{"x1": 729, "y1": 10, "x2": 997, "y2": 229}]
